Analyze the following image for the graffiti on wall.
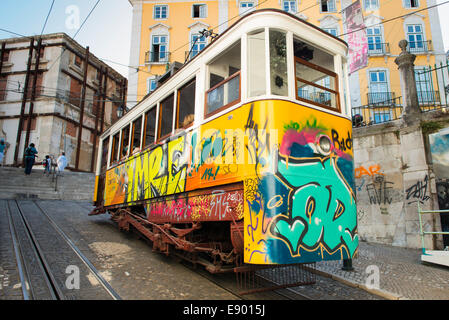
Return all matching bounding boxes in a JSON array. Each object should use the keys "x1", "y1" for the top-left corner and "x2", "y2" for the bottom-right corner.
[{"x1": 405, "y1": 175, "x2": 430, "y2": 204}]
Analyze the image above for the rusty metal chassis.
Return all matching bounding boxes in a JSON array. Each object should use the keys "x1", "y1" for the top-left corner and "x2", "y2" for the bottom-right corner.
[{"x1": 103, "y1": 207, "x2": 239, "y2": 273}]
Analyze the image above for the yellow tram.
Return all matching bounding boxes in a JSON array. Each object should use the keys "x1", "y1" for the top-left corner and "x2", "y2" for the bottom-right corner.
[{"x1": 91, "y1": 9, "x2": 358, "y2": 271}]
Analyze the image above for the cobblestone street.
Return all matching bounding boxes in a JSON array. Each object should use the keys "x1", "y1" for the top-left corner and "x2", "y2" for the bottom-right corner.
[{"x1": 0, "y1": 199, "x2": 386, "y2": 300}]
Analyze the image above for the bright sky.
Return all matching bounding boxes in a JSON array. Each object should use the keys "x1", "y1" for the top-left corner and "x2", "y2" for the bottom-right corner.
[{"x1": 0, "y1": 0, "x2": 448, "y2": 80}]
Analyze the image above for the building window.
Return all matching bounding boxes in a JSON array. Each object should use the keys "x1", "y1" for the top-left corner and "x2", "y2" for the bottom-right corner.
[
  {"x1": 321, "y1": 0, "x2": 336, "y2": 13},
  {"x1": 368, "y1": 70, "x2": 391, "y2": 104},
  {"x1": 154, "y1": 5, "x2": 168, "y2": 19},
  {"x1": 151, "y1": 35, "x2": 168, "y2": 63},
  {"x1": 415, "y1": 67, "x2": 435, "y2": 104},
  {"x1": 74, "y1": 55, "x2": 82, "y2": 68},
  {"x1": 404, "y1": 0, "x2": 419, "y2": 8},
  {"x1": 239, "y1": 2, "x2": 255, "y2": 15},
  {"x1": 283, "y1": 1, "x2": 296, "y2": 13},
  {"x1": 147, "y1": 78, "x2": 157, "y2": 93},
  {"x1": 192, "y1": 4, "x2": 207, "y2": 18},
  {"x1": 323, "y1": 28, "x2": 338, "y2": 37},
  {"x1": 190, "y1": 34, "x2": 207, "y2": 58},
  {"x1": 364, "y1": 0, "x2": 379, "y2": 10},
  {"x1": 367, "y1": 27, "x2": 384, "y2": 54},
  {"x1": 407, "y1": 24, "x2": 425, "y2": 52}
]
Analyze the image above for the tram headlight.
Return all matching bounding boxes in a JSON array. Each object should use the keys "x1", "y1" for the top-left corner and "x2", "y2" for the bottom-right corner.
[{"x1": 317, "y1": 135, "x2": 332, "y2": 156}]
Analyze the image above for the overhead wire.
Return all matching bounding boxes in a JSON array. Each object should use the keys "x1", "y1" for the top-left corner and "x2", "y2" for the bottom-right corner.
[{"x1": 40, "y1": 0, "x2": 55, "y2": 36}]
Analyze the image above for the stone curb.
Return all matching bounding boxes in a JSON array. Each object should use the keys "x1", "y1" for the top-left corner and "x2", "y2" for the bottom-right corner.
[{"x1": 306, "y1": 266, "x2": 408, "y2": 300}]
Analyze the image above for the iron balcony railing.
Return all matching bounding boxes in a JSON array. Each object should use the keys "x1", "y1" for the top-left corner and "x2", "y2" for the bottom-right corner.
[
  {"x1": 417, "y1": 90, "x2": 440, "y2": 106},
  {"x1": 407, "y1": 40, "x2": 432, "y2": 54},
  {"x1": 352, "y1": 96, "x2": 403, "y2": 127},
  {"x1": 145, "y1": 51, "x2": 170, "y2": 63},
  {"x1": 367, "y1": 92, "x2": 396, "y2": 105},
  {"x1": 368, "y1": 42, "x2": 390, "y2": 55}
]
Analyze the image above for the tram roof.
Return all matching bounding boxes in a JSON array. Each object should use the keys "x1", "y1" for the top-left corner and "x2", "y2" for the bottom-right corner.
[{"x1": 104, "y1": 9, "x2": 348, "y2": 137}]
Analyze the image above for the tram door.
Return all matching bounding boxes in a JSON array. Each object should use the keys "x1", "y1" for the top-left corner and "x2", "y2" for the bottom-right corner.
[{"x1": 95, "y1": 136, "x2": 109, "y2": 207}]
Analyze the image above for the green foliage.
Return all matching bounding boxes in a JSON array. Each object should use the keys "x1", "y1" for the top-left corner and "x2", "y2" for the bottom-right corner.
[{"x1": 420, "y1": 121, "x2": 445, "y2": 135}]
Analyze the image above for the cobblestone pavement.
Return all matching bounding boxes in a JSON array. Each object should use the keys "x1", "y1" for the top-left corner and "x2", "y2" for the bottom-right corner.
[
  {"x1": 0, "y1": 200, "x2": 22, "y2": 300},
  {"x1": 0, "y1": 199, "x2": 386, "y2": 300},
  {"x1": 314, "y1": 241, "x2": 449, "y2": 300}
]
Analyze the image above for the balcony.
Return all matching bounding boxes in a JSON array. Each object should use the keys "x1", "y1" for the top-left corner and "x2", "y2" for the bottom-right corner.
[
  {"x1": 368, "y1": 43, "x2": 390, "y2": 56},
  {"x1": 407, "y1": 40, "x2": 432, "y2": 54},
  {"x1": 418, "y1": 90, "x2": 440, "y2": 105},
  {"x1": 367, "y1": 92, "x2": 396, "y2": 106},
  {"x1": 352, "y1": 96, "x2": 403, "y2": 127},
  {"x1": 145, "y1": 51, "x2": 170, "y2": 64}
]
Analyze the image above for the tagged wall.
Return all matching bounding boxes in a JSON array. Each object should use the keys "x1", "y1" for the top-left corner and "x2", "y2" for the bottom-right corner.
[{"x1": 353, "y1": 121, "x2": 443, "y2": 250}]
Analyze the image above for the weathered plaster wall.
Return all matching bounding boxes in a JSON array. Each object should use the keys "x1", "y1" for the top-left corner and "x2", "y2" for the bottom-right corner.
[{"x1": 354, "y1": 119, "x2": 444, "y2": 250}]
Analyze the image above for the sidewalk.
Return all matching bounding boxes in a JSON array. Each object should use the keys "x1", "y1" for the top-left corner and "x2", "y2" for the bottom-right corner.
[{"x1": 314, "y1": 241, "x2": 449, "y2": 300}]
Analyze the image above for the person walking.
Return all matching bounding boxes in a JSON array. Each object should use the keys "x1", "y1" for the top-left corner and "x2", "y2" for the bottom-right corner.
[
  {"x1": 0, "y1": 139, "x2": 6, "y2": 166},
  {"x1": 43, "y1": 155, "x2": 51, "y2": 176},
  {"x1": 56, "y1": 152, "x2": 67, "y2": 174},
  {"x1": 24, "y1": 143, "x2": 38, "y2": 175}
]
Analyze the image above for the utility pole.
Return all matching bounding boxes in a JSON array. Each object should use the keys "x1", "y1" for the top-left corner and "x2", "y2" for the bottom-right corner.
[{"x1": 14, "y1": 38, "x2": 34, "y2": 166}]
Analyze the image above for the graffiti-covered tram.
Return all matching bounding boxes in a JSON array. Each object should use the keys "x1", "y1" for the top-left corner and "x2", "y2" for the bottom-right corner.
[{"x1": 91, "y1": 9, "x2": 358, "y2": 273}]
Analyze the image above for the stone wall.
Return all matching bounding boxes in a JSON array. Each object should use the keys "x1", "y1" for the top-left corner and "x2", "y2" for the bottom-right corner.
[{"x1": 354, "y1": 114, "x2": 447, "y2": 250}]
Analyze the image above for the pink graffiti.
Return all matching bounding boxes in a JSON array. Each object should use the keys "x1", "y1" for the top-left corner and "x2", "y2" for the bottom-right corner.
[{"x1": 280, "y1": 128, "x2": 351, "y2": 160}]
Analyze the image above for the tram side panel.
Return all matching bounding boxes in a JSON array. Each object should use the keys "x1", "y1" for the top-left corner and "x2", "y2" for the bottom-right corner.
[{"x1": 100, "y1": 99, "x2": 358, "y2": 264}]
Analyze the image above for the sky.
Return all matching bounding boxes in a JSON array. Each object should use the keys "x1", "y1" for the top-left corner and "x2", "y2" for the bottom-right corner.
[
  {"x1": 0, "y1": 0, "x2": 448, "y2": 80},
  {"x1": 0, "y1": 0, "x2": 133, "y2": 77}
]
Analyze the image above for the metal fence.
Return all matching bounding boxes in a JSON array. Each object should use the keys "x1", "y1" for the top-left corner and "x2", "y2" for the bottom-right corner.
[{"x1": 352, "y1": 61, "x2": 449, "y2": 127}]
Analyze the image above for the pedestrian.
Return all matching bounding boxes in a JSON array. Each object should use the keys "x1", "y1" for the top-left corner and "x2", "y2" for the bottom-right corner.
[
  {"x1": 43, "y1": 155, "x2": 51, "y2": 175},
  {"x1": 24, "y1": 143, "x2": 38, "y2": 175},
  {"x1": 57, "y1": 152, "x2": 67, "y2": 174},
  {"x1": 0, "y1": 139, "x2": 6, "y2": 166}
]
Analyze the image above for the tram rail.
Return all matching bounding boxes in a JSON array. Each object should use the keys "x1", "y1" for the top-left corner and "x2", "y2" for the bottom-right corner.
[{"x1": 5, "y1": 199, "x2": 121, "y2": 300}]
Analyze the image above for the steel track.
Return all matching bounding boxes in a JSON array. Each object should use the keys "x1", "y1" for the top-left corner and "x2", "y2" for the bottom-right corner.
[
  {"x1": 7, "y1": 200, "x2": 121, "y2": 300},
  {"x1": 179, "y1": 260, "x2": 313, "y2": 300}
]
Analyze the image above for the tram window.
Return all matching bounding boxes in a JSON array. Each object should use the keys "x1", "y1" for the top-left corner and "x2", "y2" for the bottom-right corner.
[
  {"x1": 100, "y1": 136, "x2": 109, "y2": 170},
  {"x1": 110, "y1": 132, "x2": 119, "y2": 163},
  {"x1": 176, "y1": 78, "x2": 195, "y2": 129},
  {"x1": 248, "y1": 29, "x2": 266, "y2": 97},
  {"x1": 130, "y1": 117, "x2": 142, "y2": 153},
  {"x1": 269, "y1": 29, "x2": 288, "y2": 96},
  {"x1": 294, "y1": 38, "x2": 340, "y2": 111},
  {"x1": 144, "y1": 107, "x2": 156, "y2": 148},
  {"x1": 205, "y1": 40, "x2": 241, "y2": 117},
  {"x1": 158, "y1": 93, "x2": 174, "y2": 139},
  {"x1": 120, "y1": 125, "x2": 130, "y2": 158}
]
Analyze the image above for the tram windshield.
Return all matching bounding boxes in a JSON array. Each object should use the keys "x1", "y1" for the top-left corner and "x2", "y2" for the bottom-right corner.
[{"x1": 293, "y1": 38, "x2": 340, "y2": 111}]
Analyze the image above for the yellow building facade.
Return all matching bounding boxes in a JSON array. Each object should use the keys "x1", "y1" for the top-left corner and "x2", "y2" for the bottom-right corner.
[{"x1": 127, "y1": 0, "x2": 447, "y2": 117}]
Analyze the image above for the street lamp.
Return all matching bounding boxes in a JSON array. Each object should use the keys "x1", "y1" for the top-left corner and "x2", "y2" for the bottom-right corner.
[{"x1": 116, "y1": 105, "x2": 125, "y2": 118}]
